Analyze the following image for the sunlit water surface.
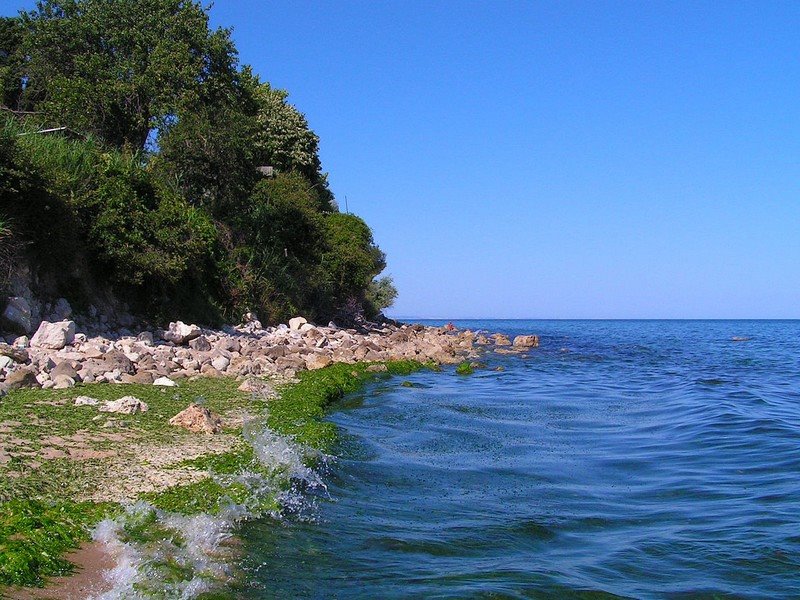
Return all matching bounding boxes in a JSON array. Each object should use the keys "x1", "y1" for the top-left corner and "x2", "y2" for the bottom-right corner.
[{"x1": 240, "y1": 320, "x2": 800, "y2": 599}]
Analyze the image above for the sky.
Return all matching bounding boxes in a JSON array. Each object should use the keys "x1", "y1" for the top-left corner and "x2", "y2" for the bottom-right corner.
[{"x1": 3, "y1": 1, "x2": 799, "y2": 319}]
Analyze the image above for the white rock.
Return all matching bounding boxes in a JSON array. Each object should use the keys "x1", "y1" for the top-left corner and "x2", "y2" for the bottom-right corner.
[
  {"x1": 299, "y1": 323, "x2": 316, "y2": 333},
  {"x1": 99, "y1": 396, "x2": 148, "y2": 414},
  {"x1": 74, "y1": 396, "x2": 100, "y2": 406},
  {"x1": 0, "y1": 356, "x2": 13, "y2": 370},
  {"x1": 289, "y1": 316, "x2": 308, "y2": 331},
  {"x1": 211, "y1": 355, "x2": 230, "y2": 371},
  {"x1": 162, "y1": 321, "x2": 202, "y2": 345},
  {"x1": 153, "y1": 376, "x2": 177, "y2": 387},
  {"x1": 30, "y1": 320, "x2": 76, "y2": 350}
]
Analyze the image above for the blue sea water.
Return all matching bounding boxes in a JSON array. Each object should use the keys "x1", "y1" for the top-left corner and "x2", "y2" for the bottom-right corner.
[{"x1": 240, "y1": 320, "x2": 800, "y2": 599}]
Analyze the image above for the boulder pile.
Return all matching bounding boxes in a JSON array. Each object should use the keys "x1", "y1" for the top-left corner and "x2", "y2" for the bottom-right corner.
[{"x1": 0, "y1": 314, "x2": 540, "y2": 393}]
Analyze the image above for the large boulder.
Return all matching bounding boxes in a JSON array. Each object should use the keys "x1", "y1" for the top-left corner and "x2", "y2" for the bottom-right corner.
[
  {"x1": 512, "y1": 335, "x2": 540, "y2": 348},
  {"x1": 162, "y1": 321, "x2": 202, "y2": 345},
  {"x1": 169, "y1": 403, "x2": 223, "y2": 433},
  {"x1": 1, "y1": 297, "x2": 32, "y2": 335},
  {"x1": 30, "y1": 320, "x2": 76, "y2": 350}
]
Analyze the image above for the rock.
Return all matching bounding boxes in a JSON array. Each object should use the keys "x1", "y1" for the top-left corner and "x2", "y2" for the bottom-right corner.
[
  {"x1": 215, "y1": 337, "x2": 240, "y2": 353},
  {"x1": 153, "y1": 376, "x2": 177, "y2": 387},
  {"x1": 0, "y1": 355, "x2": 13, "y2": 370},
  {"x1": 47, "y1": 298, "x2": 72, "y2": 321},
  {"x1": 53, "y1": 375, "x2": 76, "y2": 389},
  {"x1": 366, "y1": 364, "x2": 387, "y2": 372},
  {"x1": 0, "y1": 343, "x2": 28, "y2": 363},
  {"x1": 97, "y1": 350, "x2": 135, "y2": 375},
  {"x1": 299, "y1": 323, "x2": 316, "y2": 333},
  {"x1": 237, "y1": 378, "x2": 276, "y2": 397},
  {"x1": 162, "y1": 321, "x2": 201, "y2": 345},
  {"x1": 5, "y1": 368, "x2": 40, "y2": 389},
  {"x1": 492, "y1": 334, "x2": 511, "y2": 346},
  {"x1": 211, "y1": 355, "x2": 230, "y2": 371},
  {"x1": 12, "y1": 336, "x2": 29, "y2": 348},
  {"x1": 123, "y1": 371, "x2": 155, "y2": 385},
  {"x1": 51, "y1": 361, "x2": 79, "y2": 380},
  {"x1": 169, "y1": 403, "x2": 223, "y2": 433},
  {"x1": 188, "y1": 335, "x2": 212, "y2": 352},
  {"x1": 74, "y1": 395, "x2": 99, "y2": 406},
  {"x1": 30, "y1": 320, "x2": 76, "y2": 350},
  {"x1": 200, "y1": 364, "x2": 223, "y2": 377},
  {"x1": 305, "y1": 354, "x2": 332, "y2": 370},
  {"x1": 99, "y1": 396, "x2": 148, "y2": 414},
  {"x1": 1, "y1": 297, "x2": 32, "y2": 334},
  {"x1": 512, "y1": 335, "x2": 539, "y2": 348},
  {"x1": 137, "y1": 331, "x2": 154, "y2": 345},
  {"x1": 288, "y1": 316, "x2": 308, "y2": 331}
]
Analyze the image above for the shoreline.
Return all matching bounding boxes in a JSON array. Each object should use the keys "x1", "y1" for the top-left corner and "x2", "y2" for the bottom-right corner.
[{"x1": 0, "y1": 317, "x2": 539, "y2": 596}]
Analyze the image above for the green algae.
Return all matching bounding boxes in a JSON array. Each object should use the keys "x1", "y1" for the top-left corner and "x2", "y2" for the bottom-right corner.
[{"x1": 0, "y1": 360, "x2": 430, "y2": 590}]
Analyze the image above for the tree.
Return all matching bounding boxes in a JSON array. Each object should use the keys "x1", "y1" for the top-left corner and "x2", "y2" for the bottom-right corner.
[
  {"x1": 20, "y1": 0, "x2": 233, "y2": 149},
  {"x1": 251, "y1": 79, "x2": 335, "y2": 210},
  {"x1": 0, "y1": 17, "x2": 25, "y2": 110}
]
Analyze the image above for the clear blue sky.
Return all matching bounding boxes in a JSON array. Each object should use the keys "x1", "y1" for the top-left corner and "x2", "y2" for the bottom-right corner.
[{"x1": 4, "y1": 1, "x2": 799, "y2": 318}]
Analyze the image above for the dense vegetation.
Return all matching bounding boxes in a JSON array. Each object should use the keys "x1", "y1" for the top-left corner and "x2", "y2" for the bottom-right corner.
[{"x1": 0, "y1": 0, "x2": 396, "y2": 325}]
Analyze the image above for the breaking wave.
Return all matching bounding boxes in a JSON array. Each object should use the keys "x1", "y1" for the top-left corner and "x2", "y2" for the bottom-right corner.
[{"x1": 89, "y1": 415, "x2": 328, "y2": 599}]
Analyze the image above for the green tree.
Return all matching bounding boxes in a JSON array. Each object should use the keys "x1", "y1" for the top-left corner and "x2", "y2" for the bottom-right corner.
[
  {"x1": 320, "y1": 213, "x2": 386, "y2": 310},
  {"x1": 0, "y1": 17, "x2": 25, "y2": 110},
  {"x1": 251, "y1": 80, "x2": 335, "y2": 210},
  {"x1": 20, "y1": 0, "x2": 232, "y2": 149}
]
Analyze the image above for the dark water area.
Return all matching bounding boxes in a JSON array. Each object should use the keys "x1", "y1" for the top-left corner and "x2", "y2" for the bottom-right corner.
[{"x1": 241, "y1": 320, "x2": 800, "y2": 599}]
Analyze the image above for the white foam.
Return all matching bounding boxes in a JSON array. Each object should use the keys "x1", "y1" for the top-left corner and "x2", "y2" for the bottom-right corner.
[{"x1": 90, "y1": 421, "x2": 328, "y2": 598}]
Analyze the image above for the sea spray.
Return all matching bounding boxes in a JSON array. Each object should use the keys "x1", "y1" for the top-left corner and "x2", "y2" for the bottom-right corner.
[{"x1": 90, "y1": 416, "x2": 328, "y2": 598}]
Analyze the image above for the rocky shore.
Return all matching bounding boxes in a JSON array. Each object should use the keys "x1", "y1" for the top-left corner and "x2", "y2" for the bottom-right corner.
[{"x1": 0, "y1": 309, "x2": 540, "y2": 394}]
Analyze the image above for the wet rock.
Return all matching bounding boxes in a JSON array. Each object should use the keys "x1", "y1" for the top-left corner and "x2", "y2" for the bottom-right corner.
[
  {"x1": 512, "y1": 335, "x2": 539, "y2": 348},
  {"x1": 99, "y1": 396, "x2": 148, "y2": 414},
  {"x1": 492, "y1": 334, "x2": 511, "y2": 346},
  {"x1": 162, "y1": 321, "x2": 201, "y2": 345},
  {"x1": 30, "y1": 320, "x2": 76, "y2": 350},
  {"x1": 169, "y1": 403, "x2": 223, "y2": 433}
]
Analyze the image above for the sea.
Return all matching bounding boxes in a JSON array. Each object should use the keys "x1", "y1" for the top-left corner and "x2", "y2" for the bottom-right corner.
[{"x1": 238, "y1": 320, "x2": 800, "y2": 599}]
